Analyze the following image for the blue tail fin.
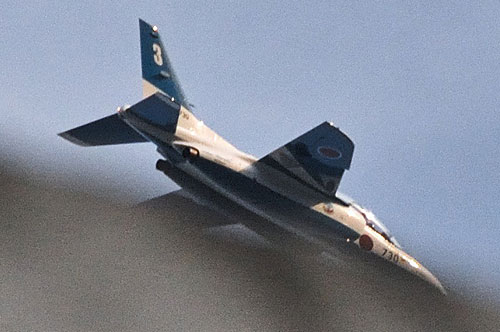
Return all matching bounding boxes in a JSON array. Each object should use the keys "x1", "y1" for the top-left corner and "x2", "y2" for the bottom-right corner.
[{"x1": 139, "y1": 19, "x2": 190, "y2": 110}]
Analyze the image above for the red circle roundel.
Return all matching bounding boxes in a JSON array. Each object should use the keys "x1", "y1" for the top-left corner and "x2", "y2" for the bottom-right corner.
[
  {"x1": 317, "y1": 146, "x2": 342, "y2": 160},
  {"x1": 359, "y1": 235, "x2": 373, "y2": 251}
]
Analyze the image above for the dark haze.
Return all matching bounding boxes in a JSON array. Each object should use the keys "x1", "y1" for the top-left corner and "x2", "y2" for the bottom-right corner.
[{"x1": 1, "y1": 158, "x2": 499, "y2": 331}]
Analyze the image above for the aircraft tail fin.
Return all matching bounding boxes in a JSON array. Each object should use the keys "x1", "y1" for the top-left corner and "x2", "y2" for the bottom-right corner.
[
  {"x1": 139, "y1": 19, "x2": 190, "y2": 110},
  {"x1": 58, "y1": 114, "x2": 147, "y2": 147},
  {"x1": 59, "y1": 20, "x2": 188, "y2": 147}
]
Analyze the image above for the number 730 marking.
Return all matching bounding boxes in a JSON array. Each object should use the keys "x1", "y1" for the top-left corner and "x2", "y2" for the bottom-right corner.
[{"x1": 382, "y1": 249, "x2": 399, "y2": 263}]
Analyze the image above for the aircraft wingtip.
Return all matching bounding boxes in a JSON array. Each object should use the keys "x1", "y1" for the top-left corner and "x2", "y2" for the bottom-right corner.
[{"x1": 58, "y1": 131, "x2": 91, "y2": 147}]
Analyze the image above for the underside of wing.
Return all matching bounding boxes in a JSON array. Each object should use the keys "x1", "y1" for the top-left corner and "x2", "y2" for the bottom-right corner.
[{"x1": 257, "y1": 122, "x2": 354, "y2": 197}]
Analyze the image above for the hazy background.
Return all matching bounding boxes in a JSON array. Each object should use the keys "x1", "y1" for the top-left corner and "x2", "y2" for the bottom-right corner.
[
  {"x1": 2, "y1": 161, "x2": 500, "y2": 331},
  {"x1": 1, "y1": 0, "x2": 500, "y2": 321}
]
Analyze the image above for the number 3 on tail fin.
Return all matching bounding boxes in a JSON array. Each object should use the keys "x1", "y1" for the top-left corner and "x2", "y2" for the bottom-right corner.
[
  {"x1": 139, "y1": 19, "x2": 189, "y2": 109},
  {"x1": 152, "y1": 43, "x2": 163, "y2": 66}
]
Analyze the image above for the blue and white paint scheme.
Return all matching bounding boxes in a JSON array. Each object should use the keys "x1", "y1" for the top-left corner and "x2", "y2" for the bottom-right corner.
[{"x1": 59, "y1": 19, "x2": 445, "y2": 294}]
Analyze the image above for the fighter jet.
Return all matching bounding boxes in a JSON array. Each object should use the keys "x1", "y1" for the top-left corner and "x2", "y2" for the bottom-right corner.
[{"x1": 59, "y1": 19, "x2": 445, "y2": 294}]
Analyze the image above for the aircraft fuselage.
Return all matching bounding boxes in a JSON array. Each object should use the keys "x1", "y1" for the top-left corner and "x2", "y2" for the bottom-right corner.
[{"x1": 118, "y1": 101, "x2": 445, "y2": 293}]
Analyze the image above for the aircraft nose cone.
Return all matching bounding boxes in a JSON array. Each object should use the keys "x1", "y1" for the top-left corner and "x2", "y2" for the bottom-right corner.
[
  {"x1": 418, "y1": 265, "x2": 447, "y2": 295},
  {"x1": 397, "y1": 250, "x2": 446, "y2": 295}
]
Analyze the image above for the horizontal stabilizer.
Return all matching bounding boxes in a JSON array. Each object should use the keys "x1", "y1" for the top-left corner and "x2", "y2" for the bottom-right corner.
[{"x1": 59, "y1": 114, "x2": 147, "y2": 146}]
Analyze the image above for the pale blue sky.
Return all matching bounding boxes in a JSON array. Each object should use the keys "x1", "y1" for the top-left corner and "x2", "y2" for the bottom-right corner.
[{"x1": 2, "y1": 1, "x2": 500, "y2": 299}]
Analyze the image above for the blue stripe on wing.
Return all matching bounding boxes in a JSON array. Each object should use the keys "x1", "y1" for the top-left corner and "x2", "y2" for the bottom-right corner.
[{"x1": 258, "y1": 122, "x2": 354, "y2": 196}]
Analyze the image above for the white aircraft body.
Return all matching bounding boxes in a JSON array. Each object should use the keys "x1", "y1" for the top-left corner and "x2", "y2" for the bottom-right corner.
[{"x1": 60, "y1": 19, "x2": 445, "y2": 294}]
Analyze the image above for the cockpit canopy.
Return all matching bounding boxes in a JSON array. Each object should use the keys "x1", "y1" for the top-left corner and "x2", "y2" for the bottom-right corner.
[{"x1": 336, "y1": 193, "x2": 401, "y2": 248}]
